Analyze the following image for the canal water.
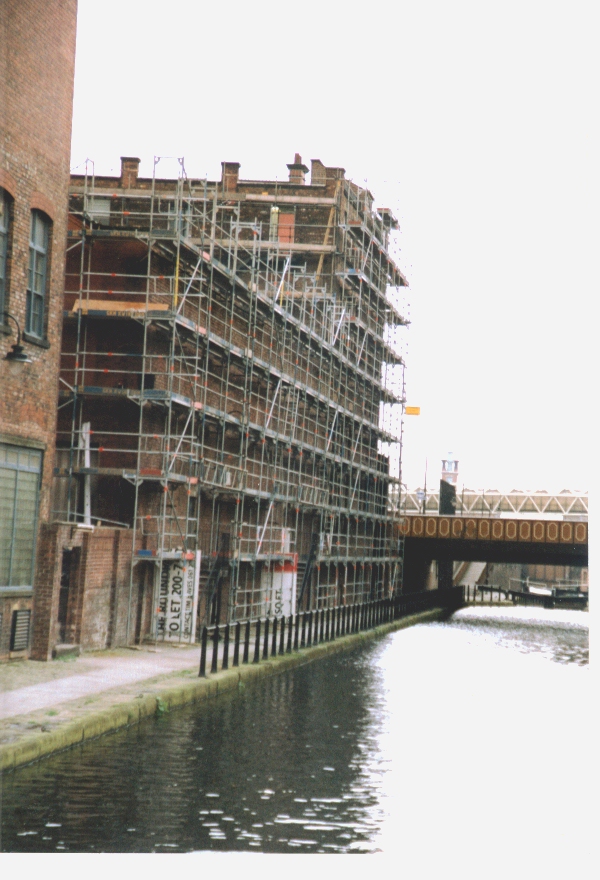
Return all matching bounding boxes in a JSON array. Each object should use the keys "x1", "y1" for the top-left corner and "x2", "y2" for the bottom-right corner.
[{"x1": 0, "y1": 606, "x2": 592, "y2": 870}]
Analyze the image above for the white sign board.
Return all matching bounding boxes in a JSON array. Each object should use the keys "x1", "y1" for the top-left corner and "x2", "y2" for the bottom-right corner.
[
  {"x1": 154, "y1": 553, "x2": 200, "y2": 642},
  {"x1": 261, "y1": 554, "x2": 297, "y2": 618}
]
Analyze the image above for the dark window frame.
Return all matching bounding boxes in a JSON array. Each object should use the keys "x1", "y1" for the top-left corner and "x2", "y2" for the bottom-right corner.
[
  {"x1": 0, "y1": 443, "x2": 43, "y2": 590},
  {"x1": 26, "y1": 209, "x2": 51, "y2": 339},
  {"x1": 0, "y1": 188, "x2": 12, "y2": 325}
]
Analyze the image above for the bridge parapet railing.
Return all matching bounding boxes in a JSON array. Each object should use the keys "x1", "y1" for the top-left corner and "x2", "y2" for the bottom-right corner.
[{"x1": 463, "y1": 584, "x2": 588, "y2": 610}]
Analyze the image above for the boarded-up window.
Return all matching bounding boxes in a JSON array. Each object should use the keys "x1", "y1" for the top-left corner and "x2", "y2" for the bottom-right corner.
[
  {"x1": 278, "y1": 212, "x2": 295, "y2": 244},
  {"x1": 0, "y1": 444, "x2": 42, "y2": 588}
]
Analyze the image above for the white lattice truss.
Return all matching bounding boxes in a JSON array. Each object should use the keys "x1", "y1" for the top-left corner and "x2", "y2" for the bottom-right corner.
[{"x1": 399, "y1": 488, "x2": 588, "y2": 519}]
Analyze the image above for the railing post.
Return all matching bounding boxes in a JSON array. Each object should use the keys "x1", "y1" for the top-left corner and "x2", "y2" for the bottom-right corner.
[
  {"x1": 279, "y1": 616, "x2": 286, "y2": 655},
  {"x1": 271, "y1": 617, "x2": 278, "y2": 657},
  {"x1": 307, "y1": 610, "x2": 313, "y2": 647},
  {"x1": 222, "y1": 623, "x2": 230, "y2": 670},
  {"x1": 263, "y1": 617, "x2": 270, "y2": 660},
  {"x1": 243, "y1": 618, "x2": 251, "y2": 664},
  {"x1": 199, "y1": 625, "x2": 208, "y2": 677},
  {"x1": 253, "y1": 619, "x2": 261, "y2": 663},
  {"x1": 320, "y1": 608, "x2": 326, "y2": 642},
  {"x1": 233, "y1": 621, "x2": 241, "y2": 667},
  {"x1": 211, "y1": 625, "x2": 220, "y2": 674},
  {"x1": 287, "y1": 614, "x2": 294, "y2": 653},
  {"x1": 325, "y1": 608, "x2": 331, "y2": 641},
  {"x1": 300, "y1": 611, "x2": 306, "y2": 648}
]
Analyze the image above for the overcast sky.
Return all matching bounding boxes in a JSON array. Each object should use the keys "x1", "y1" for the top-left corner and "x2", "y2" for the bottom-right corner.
[{"x1": 69, "y1": 0, "x2": 595, "y2": 493}]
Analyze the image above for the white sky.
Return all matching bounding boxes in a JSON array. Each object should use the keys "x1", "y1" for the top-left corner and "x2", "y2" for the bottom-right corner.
[{"x1": 70, "y1": 0, "x2": 595, "y2": 493}]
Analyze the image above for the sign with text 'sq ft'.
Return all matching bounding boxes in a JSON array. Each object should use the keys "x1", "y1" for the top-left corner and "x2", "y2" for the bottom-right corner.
[{"x1": 405, "y1": 406, "x2": 421, "y2": 415}]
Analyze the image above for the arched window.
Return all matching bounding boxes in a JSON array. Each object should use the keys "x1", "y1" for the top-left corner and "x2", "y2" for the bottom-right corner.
[{"x1": 26, "y1": 209, "x2": 50, "y2": 338}]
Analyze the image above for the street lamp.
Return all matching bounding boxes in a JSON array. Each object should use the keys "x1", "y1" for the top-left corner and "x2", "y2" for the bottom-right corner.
[{"x1": 3, "y1": 312, "x2": 32, "y2": 364}]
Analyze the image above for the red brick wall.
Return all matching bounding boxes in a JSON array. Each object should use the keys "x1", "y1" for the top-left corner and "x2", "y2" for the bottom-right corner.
[
  {"x1": 0, "y1": 1, "x2": 77, "y2": 654},
  {"x1": 0, "y1": 0, "x2": 77, "y2": 459},
  {"x1": 31, "y1": 523, "x2": 136, "y2": 659}
]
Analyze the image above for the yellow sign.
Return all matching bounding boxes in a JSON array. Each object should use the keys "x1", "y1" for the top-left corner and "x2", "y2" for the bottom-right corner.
[{"x1": 405, "y1": 406, "x2": 421, "y2": 415}]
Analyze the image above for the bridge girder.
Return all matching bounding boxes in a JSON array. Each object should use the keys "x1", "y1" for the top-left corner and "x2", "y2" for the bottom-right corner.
[
  {"x1": 399, "y1": 488, "x2": 588, "y2": 519},
  {"x1": 404, "y1": 536, "x2": 588, "y2": 568}
]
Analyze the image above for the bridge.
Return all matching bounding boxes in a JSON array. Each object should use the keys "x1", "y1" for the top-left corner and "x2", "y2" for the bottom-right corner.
[{"x1": 400, "y1": 513, "x2": 588, "y2": 592}]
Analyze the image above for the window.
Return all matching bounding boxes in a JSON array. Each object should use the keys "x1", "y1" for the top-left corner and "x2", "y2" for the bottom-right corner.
[
  {"x1": 26, "y1": 210, "x2": 50, "y2": 338},
  {"x1": 0, "y1": 443, "x2": 42, "y2": 589},
  {"x1": 0, "y1": 188, "x2": 11, "y2": 318}
]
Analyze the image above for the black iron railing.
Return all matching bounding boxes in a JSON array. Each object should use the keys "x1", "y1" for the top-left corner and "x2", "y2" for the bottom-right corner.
[
  {"x1": 464, "y1": 584, "x2": 588, "y2": 610},
  {"x1": 199, "y1": 587, "x2": 463, "y2": 677}
]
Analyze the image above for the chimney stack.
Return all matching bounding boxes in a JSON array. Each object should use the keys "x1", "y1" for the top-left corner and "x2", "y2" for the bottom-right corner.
[
  {"x1": 120, "y1": 156, "x2": 140, "y2": 189},
  {"x1": 221, "y1": 162, "x2": 240, "y2": 192},
  {"x1": 287, "y1": 153, "x2": 309, "y2": 185},
  {"x1": 310, "y1": 159, "x2": 326, "y2": 186}
]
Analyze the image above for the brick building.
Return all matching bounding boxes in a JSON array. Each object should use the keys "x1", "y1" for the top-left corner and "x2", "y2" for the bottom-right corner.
[
  {"x1": 0, "y1": 0, "x2": 78, "y2": 659},
  {"x1": 37, "y1": 154, "x2": 409, "y2": 655}
]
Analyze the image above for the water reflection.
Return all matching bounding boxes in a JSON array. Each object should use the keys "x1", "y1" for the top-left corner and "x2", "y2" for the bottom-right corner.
[
  {"x1": 1, "y1": 606, "x2": 589, "y2": 857},
  {"x1": 447, "y1": 606, "x2": 589, "y2": 665}
]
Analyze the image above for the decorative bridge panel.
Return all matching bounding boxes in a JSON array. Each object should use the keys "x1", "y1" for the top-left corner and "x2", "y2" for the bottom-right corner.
[{"x1": 400, "y1": 516, "x2": 587, "y2": 546}]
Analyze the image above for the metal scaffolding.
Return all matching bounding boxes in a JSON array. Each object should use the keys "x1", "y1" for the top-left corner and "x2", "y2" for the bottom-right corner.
[{"x1": 53, "y1": 156, "x2": 409, "y2": 642}]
